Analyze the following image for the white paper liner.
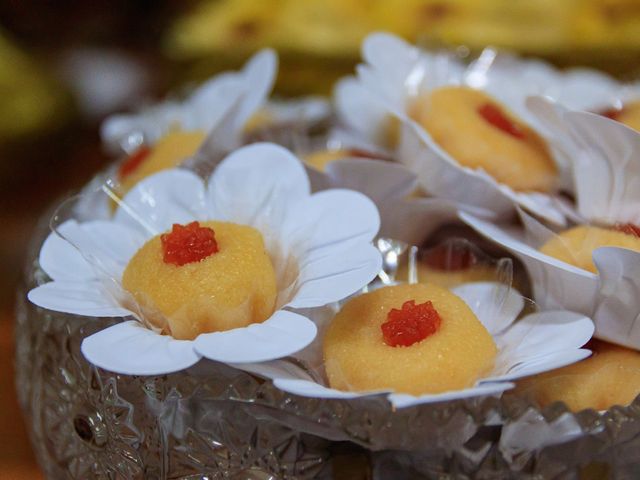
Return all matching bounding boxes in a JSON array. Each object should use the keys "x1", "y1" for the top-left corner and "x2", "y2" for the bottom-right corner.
[
  {"x1": 335, "y1": 32, "x2": 590, "y2": 225},
  {"x1": 28, "y1": 142, "x2": 383, "y2": 374}
]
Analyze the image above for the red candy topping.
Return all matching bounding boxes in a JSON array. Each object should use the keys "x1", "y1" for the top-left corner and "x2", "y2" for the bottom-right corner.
[
  {"x1": 118, "y1": 146, "x2": 151, "y2": 179},
  {"x1": 161, "y1": 221, "x2": 219, "y2": 266},
  {"x1": 615, "y1": 223, "x2": 640, "y2": 238},
  {"x1": 477, "y1": 103, "x2": 526, "y2": 140},
  {"x1": 381, "y1": 300, "x2": 442, "y2": 347}
]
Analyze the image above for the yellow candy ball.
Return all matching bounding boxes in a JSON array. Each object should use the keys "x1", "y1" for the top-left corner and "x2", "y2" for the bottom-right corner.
[
  {"x1": 122, "y1": 221, "x2": 277, "y2": 340},
  {"x1": 411, "y1": 86, "x2": 557, "y2": 192},
  {"x1": 323, "y1": 283, "x2": 497, "y2": 395}
]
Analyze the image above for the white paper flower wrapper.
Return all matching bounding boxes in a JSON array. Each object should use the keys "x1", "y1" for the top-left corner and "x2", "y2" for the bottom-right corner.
[
  {"x1": 28, "y1": 142, "x2": 383, "y2": 374},
  {"x1": 461, "y1": 210, "x2": 640, "y2": 351},
  {"x1": 100, "y1": 49, "x2": 277, "y2": 154},
  {"x1": 236, "y1": 239, "x2": 593, "y2": 409},
  {"x1": 336, "y1": 32, "x2": 596, "y2": 225},
  {"x1": 527, "y1": 101, "x2": 640, "y2": 225}
]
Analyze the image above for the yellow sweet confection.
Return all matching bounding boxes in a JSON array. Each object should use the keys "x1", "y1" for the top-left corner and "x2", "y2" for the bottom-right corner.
[
  {"x1": 323, "y1": 283, "x2": 497, "y2": 395},
  {"x1": 539, "y1": 225, "x2": 640, "y2": 273},
  {"x1": 116, "y1": 130, "x2": 205, "y2": 200},
  {"x1": 122, "y1": 220, "x2": 277, "y2": 340},
  {"x1": 515, "y1": 340, "x2": 640, "y2": 411},
  {"x1": 411, "y1": 86, "x2": 557, "y2": 192}
]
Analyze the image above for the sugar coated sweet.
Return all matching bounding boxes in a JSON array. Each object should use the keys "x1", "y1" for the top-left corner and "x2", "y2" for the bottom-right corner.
[
  {"x1": 323, "y1": 283, "x2": 497, "y2": 395},
  {"x1": 122, "y1": 221, "x2": 277, "y2": 340}
]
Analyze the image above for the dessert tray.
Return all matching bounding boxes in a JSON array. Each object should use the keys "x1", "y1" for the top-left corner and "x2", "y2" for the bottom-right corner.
[{"x1": 16, "y1": 34, "x2": 640, "y2": 479}]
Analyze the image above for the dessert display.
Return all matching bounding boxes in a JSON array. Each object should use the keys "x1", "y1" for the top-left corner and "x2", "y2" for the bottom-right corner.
[
  {"x1": 323, "y1": 283, "x2": 497, "y2": 395},
  {"x1": 122, "y1": 220, "x2": 276, "y2": 340},
  {"x1": 515, "y1": 340, "x2": 640, "y2": 411},
  {"x1": 411, "y1": 86, "x2": 557, "y2": 192},
  {"x1": 539, "y1": 224, "x2": 640, "y2": 273},
  {"x1": 18, "y1": 31, "x2": 640, "y2": 479}
]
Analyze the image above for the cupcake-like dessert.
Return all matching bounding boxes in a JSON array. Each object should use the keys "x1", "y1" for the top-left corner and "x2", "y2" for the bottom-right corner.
[
  {"x1": 122, "y1": 220, "x2": 276, "y2": 340},
  {"x1": 410, "y1": 86, "x2": 557, "y2": 192},
  {"x1": 323, "y1": 283, "x2": 497, "y2": 395},
  {"x1": 515, "y1": 340, "x2": 640, "y2": 411},
  {"x1": 539, "y1": 224, "x2": 640, "y2": 273}
]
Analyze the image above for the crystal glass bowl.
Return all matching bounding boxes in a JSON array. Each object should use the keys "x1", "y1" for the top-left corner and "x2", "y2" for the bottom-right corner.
[{"x1": 15, "y1": 207, "x2": 640, "y2": 479}]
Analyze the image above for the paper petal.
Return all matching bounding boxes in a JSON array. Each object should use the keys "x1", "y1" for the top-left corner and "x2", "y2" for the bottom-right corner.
[
  {"x1": 55, "y1": 220, "x2": 145, "y2": 280},
  {"x1": 232, "y1": 358, "x2": 317, "y2": 383},
  {"x1": 234, "y1": 49, "x2": 278, "y2": 132},
  {"x1": 194, "y1": 50, "x2": 277, "y2": 154},
  {"x1": 360, "y1": 32, "x2": 464, "y2": 112},
  {"x1": 39, "y1": 221, "x2": 96, "y2": 281},
  {"x1": 388, "y1": 382, "x2": 513, "y2": 409},
  {"x1": 566, "y1": 111, "x2": 640, "y2": 225},
  {"x1": 274, "y1": 379, "x2": 387, "y2": 400},
  {"x1": 207, "y1": 143, "x2": 310, "y2": 231},
  {"x1": 324, "y1": 158, "x2": 417, "y2": 204},
  {"x1": 282, "y1": 189, "x2": 380, "y2": 256},
  {"x1": 114, "y1": 169, "x2": 207, "y2": 236},
  {"x1": 452, "y1": 282, "x2": 524, "y2": 336},
  {"x1": 497, "y1": 311, "x2": 594, "y2": 358},
  {"x1": 493, "y1": 349, "x2": 593, "y2": 383},
  {"x1": 334, "y1": 77, "x2": 391, "y2": 146},
  {"x1": 81, "y1": 321, "x2": 201, "y2": 375},
  {"x1": 593, "y1": 247, "x2": 640, "y2": 349},
  {"x1": 526, "y1": 96, "x2": 576, "y2": 189},
  {"x1": 287, "y1": 243, "x2": 382, "y2": 309},
  {"x1": 194, "y1": 310, "x2": 317, "y2": 363},
  {"x1": 28, "y1": 281, "x2": 132, "y2": 317}
]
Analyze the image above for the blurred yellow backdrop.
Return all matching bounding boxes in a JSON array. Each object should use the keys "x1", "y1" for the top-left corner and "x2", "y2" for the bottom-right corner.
[{"x1": 166, "y1": 0, "x2": 640, "y2": 94}]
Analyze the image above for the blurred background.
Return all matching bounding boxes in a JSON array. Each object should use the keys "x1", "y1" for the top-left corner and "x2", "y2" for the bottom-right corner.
[{"x1": 1, "y1": 0, "x2": 639, "y2": 477}]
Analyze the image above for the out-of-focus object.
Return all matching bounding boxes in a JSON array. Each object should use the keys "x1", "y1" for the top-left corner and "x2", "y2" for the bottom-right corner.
[
  {"x1": 165, "y1": 0, "x2": 375, "y2": 94},
  {"x1": 166, "y1": 0, "x2": 640, "y2": 94},
  {"x1": 0, "y1": 29, "x2": 69, "y2": 143},
  {"x1": 57, "y1": 48, "x2": 151, "y2": 120}
]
